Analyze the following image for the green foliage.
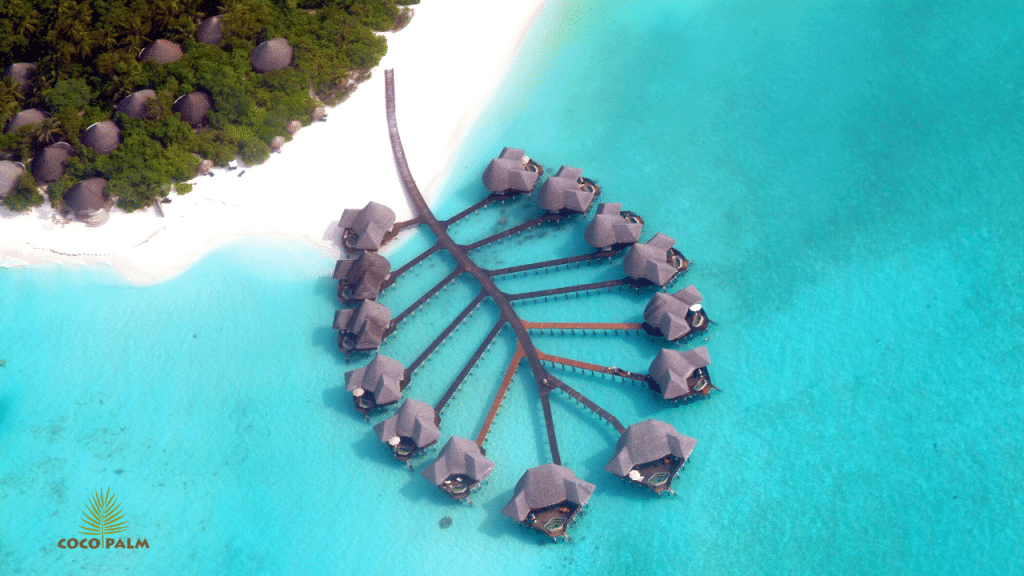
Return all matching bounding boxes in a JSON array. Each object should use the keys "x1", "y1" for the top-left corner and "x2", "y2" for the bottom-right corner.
[
  {"x1": 2, "y1": 169, "x2": 45, "y2": 212},
  {"x1": 43, "y1": 78, "x2": 94, "y2": 113}
]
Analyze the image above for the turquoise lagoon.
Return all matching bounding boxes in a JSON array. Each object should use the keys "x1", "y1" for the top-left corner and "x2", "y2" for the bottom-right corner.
[{"x1": 2, "y1": 0, "x2": 1022, "y2": 573}]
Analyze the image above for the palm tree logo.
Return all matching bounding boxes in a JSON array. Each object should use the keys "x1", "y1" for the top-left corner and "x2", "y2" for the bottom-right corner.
[{"x1": 78, "y1": 488, "x2": 127, "y2": 548}]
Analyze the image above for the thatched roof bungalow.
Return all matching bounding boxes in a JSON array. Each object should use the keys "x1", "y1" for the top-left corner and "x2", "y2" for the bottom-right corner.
[
  {"x1": 0, "y1": 160, "x2": 25, "y2": 198},
  {"x1": 482, "y1": 147, "x2": 541, "y2": 195},
  {"x1": 536, "y1": 166, "x2": 597, "y2": 213},
  {"x1": 116, "y1": 89, "x2": 157, "y2": 119},
  {"x1": 172, "y1": 92, "x2": 213, "y2": 130},
  {"x1": 5, "y1": 63, "x2": 36, "y2": 92},
  {"x1": 338, "y1": 201, "x2": 396, "y2": 251},
  {"x1": 81, "y1": 121, "x2": 121, "y2": 155},
  {"x1": 63, "y1": 177, "x2": 112, "y2": 226},
  {"x1": 623, "y1": 232, "x2": 688, "y2": 287},
  {"x1": 138, "y1": 39, "x2": 183, "y2": 64},
  {"x1": 421, "y1": 437, "x2": 495, "y2": 500},
  {"x1": 32, "y1": 142, "x2": 75, "y2": 184},
  {"x1": 502, "y1": 464, "x2": 595, "y2": 539},
  {"x1": 196, "y1": 15, "x2": 223, "y2": 44},
  {"x1": 643, "y1": 285, "x2": 709, "y2": 341},
  {"x1": 605, "y1": 419, "x2": 697, "y2": 494},
  {"x1": 345, "y1": 353, "x2": 404, "y2": 415},
  {"x1": 250, "y1": 38, "x2": 293, "y2": 73},
  {"x1": 5, "y1": 108, "x2": 47, "y2": 133},
  {"x1": 334, "y1": 251, "x2": 390, "y2": 304},
  {"x1": 648, "y1": 346, "x2": 712, "y2": 402},
  {"x1": 373, "y1": 399, "x2": 441, "y2": 461},
  {"x1": 333, "y1": 300, "x2": 391, "y2": 353},
  {"x1": 584, "y1": 202, "x2": 643, "y2": 250}
]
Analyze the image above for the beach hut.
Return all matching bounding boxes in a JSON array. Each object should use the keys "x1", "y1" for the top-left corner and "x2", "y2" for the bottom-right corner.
[
  {"x1": 81, "y1": 121, "x2": 121, "y2": 155},
  {"x1": 482, "y1": 147, "x2": 541, "y2": 195},
  {"x1": 5, "y1": 63, "x2": 36, "y2": 92},
  {"x1": 345, "y1": 353, "x2": 404, "y2": 415},
  {"x1": 31, "y1": 142, "x2": 75, "y2": 184},
  {"x1": 623, "y1": 232, "x2": 688, "y2": 287},
  {"x1": 63, "y1": 177, "x2": 112, "y2": 226},
  {"x1": 172, "y1": 92, "x2": 213, "y2": 130},
  {"x1": 5, "y1": 108, "x2": 47, "y2": 133},
  {"x1": 605, "y1": 419, "x2": 697, "y2": 494},
  {"x1": 373, "y1": 399, "x2": 441, "y2": 462},
  {"x1": 196, "y1": 15, "x2": 223, "y2": 45},
  {"x1": 311, "y1": 106, "x2": 327, "y2": 122},
  {"x1": 116, "y1": 89, "x2": 157, "y2": 119},
  {"x1": 647, "y1": 346, "x2": 713, "y2": 402},
  {"x1": 334, "y1": 251, "x2": 391, "y2": 304},
  {"x1": 286, "y1": 120, "x2": 302, "y2": 134},
  {"x1": 536, "y1": 166, "x2": 598, "y2": 214},
  {"x1": 643, "y1": 285, "x2": 709, "y2": 341},
  {"x1": 0, "y1": 160, "x2": 25, "y2": 198},
  {"x1": 338, "y1": 201, "x2": 396, "y2": 251},
  {"x1": 269, "y1": 136, "x2": 286, "y2": 152},
  {"x1": 333, "y1": 300, "x2": 391, "y2": 353},
  {"x1": 197, "y1": 158, "x2": 214, "y2": 175},
  {"x1": 501, "y1": 464, "x2": 595, "y2": 540},
  {"x1": 250, "y1": 38, "x2": 293, "y2": 73},
  {"x1": 138, "y1": 39, "x2": 183, "y2": 64},
  {"x1": 421, "y1": 437, "x2": 495, "y2": 500},
  {"x1": 584, "y1": 202, "x2": 643, "y2": 250}
]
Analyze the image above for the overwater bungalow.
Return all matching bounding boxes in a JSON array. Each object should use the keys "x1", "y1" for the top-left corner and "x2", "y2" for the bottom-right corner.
[
  {"x1": 643, "y1": 285, "x2": 709, "y2": 341},
  {"x1": 502, "y1": 464, "x2": 595, "y2": 540},
  {"x1": 345, "y1": 353, "x2": 404, "y2": 415},
  {"x1": 81, "y1": 121, "x2": 121, "y2": 155},
  {"x1": 116, "y1": 89, "x2": 157, "y2": 119},
  {"x1": 338, "y1": 201, "x2": 396, "y2": 251},
  {"x1": 172, "y1": 92, "x2": 214, "y2": 130},
  {"x1": 5, "y1": 63, "x2": 36, "y2": 93},
  {"x1": 334, "y1": 251, "x2": 391, "y2": 304},
  {"x1": 605, "y1": 419, "x2": 697, "y2": 494},
  {"x1": 647, "y1": 346, "x2": 713, "y2": 402},
  {"x1": 333, "y1": 300, "x2": 391, "y2": 353},
  {"x1": 63, "y1": 177, "x2": 112, "y2": 226},
  {"x1": 373, "y1": 399, "x2": 441, "y2": 462},
  {"x1": 138, "y1": 39, "x2": 183, "y2": 64},
  {"x1": 5, "y1": 109, "x2": 47, "y2": 133},
  {"x1": 622, "y1": 232, "x2": 688, "y2": 287},
  {"x1": 536, "y1": 166, "x2": 598, "y2": 214},
  {"x1": 482, "y1": 147, "x2": 542, "y2": 195},
  {"x1": 32, "y1": 142, "x2": 74, "y2": 184},
  {"x1": 0, "y1": 160, "x2": 25, "y2": 199},
  {"x1": 196, "y1": 15, "x2": 223, "y2": 45},
  {"x1": 584, "y1": 202, "x2": 644, "y2": 250},
  {"x1": 421, "y1": 436, "x2": 495, "y2": 500},
  {"x1": 251, "y1": 38, "x2": 293, "y2": 73}
]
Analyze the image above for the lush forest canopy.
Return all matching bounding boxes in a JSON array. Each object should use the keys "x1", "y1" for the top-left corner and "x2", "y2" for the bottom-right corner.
[{"x1": 0, "y1": 0, "x2": 415, "y2": 212}]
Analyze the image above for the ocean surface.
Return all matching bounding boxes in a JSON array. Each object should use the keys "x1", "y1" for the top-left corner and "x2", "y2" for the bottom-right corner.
[{"x1": 2, "y1": 0, "x2": 1022, "y2": 573}]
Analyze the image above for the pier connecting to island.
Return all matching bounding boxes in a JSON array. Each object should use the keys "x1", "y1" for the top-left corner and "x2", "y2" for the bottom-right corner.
[{"x1": 329, "y1": 69, "x2": 720, "y2": 541}]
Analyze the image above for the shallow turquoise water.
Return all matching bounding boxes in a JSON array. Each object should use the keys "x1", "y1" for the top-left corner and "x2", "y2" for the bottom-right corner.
[{"x1": 2, "y1": 0, "x2": 1023, "y2": 573}]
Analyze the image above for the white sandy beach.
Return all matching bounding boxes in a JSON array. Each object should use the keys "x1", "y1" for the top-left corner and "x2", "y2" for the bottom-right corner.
[{"x1": 0, "y1": 0, "x2": 547, "y2": 284}]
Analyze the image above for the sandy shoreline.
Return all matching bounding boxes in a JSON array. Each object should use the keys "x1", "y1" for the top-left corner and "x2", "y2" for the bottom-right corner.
[{"x1": 0, "y1": 0, "x2": 547, "y2": 284}]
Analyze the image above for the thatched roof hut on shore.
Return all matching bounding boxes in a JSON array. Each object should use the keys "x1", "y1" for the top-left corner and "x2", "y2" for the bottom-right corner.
[
  {"x1": 422, "y1": 437, "x2": 495, "y2": 500},
  {"x1": 0, "y1": 160, "x2": 25, "y2": 198},
  {"x1": 81, "y1": 121, "x2": 121, "y2": 154},
  {"x1": 117, "y1": 89, "x2": 157, "y2": 119},
  {"x1": 584, "y1": 202, "x2": 643, "y2": 250},
  {"x1": 333, "y1": 300, "x2": 391, "y2": 353},
  {"x1": 172, "y1": 92, "x2": 213, "y2": 130},
  {"x1": 502, "y1": 464, "x2": 595, "y2": 539},
  {"x1": 138, "y1": 39, "x2": 183, "y2": 64},
  {"x1": 482, "y1": 147, "x2": 541, "y2": 195},
  {"x1": 623, "y1": 232, "x2": 688, "y2": 287},
  {"x1": 32, "y1": 142, "x2": 75, "y2": 184},
  {"x1": 338, "y1": 201, "x2": 396, "y2": 251},
  {"x1": 373, "y1": 399, "x2": 441, "y2": 462},
  {"x1": 643, "y1": 285, "x2": 709, "y2": 341},
  {"x1": 250, "y1": 38, "x2": 293, "y2": 73},
  {"x1": 605, "y1": 419, "x2": 696, "y2": 494},
  {"x1": 345, "y1": 353, "x2": 404, "y2": 415},
  {"x1": 648, "y1": 346, "x2": 713, "y2": 402},
  {"x1": 537, "y1": 166, "x2": 597, "y2": 213},
  {"x1": 5, "y1": 109, "x2": 47, "y2": 133},
  {"x1": 334, "y1": 251, "x2": 390, "y2": 303},
  {"x1": 196, "y1": 15, "x2": 223, "y2": 45},
  {"x1": 63, "y1": 177, "x2": 112, "y2": 226},
  {"x1": 5, "y1": 63, "x2": 36, "y2": 92}
]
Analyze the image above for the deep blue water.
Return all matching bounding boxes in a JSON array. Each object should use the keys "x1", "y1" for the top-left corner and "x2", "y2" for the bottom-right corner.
[{"x1": 2, "y1": 0, "x2": 1023, "y2": 573}]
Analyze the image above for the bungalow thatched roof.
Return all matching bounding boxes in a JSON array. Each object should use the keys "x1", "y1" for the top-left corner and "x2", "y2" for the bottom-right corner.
[
  {"x1": 0, "y1": 160, "x2": 25, "y2": 198},
  {"x1": 81, "y1": 121, "x2": 121, "y2": 155},
  {"x1": 482, "y1": 147, "x2": 539, "y2": 193},
  {"x1": 537, "y1": 166, "x2": 593, "y2": 213},
  {"x1": 5, "y1": 62, "x2": 36, "y2": 92},
  {"x1": 333, "y1": 300, "x2": 391, "y2": 351},
  {"x1": 32, "y1": 142, "x2": 75, "y2": 184},
  {"x1": 648, "y1": 346, "x2": 711, "y2": 401},
  {"x1": 644, "y1": 286, "x2": 704, "y2": 341},
  {"x1": 334, "y1": 251, "x2": 391, "y2": 301},
  {"x1": 421, "y1": 436, "x2": 495, "y2": 487},
  {"x1": 605, "y1": 419, "x2": 697, "y2": 478},
  {"x1": 373, "y1": 399, "x2": 441, "y2": 449},
  {"x1": 584, "y1": 202, "x2": 643, "y2": 249},
  {"x1": 196, "y1": 15, "x2": 223, "y2": 44},
  {"x1": 117, "y1": 89, "x2": 157, "y2": 119},
  {"x1": 172, "y1": 92, "x2": 213, "y2": 129},
  {"x1": 502, "y1": 464, "x2": 595, "y2": 522},
  {"x1": 5, "y1": 108, "x2": 47, "y2": 133},
  {"x1": 139, "y1": 39, "x2": 183, "y2": 63},
  {"x1": 250, "y1": 38, "x2": 293, "y2": 73},
  {"x1": 623, "y1": 232, "x2": 679, "y2": 286},
  {"x1": 345, "y1": 353, "x2": 404, "y2": 408},
  {"x1": 338, "y1": 201, "x2": 396, "y2": 251},
  {"x1": 63, "y1": 177, "x2": 109, "y2": 215}
]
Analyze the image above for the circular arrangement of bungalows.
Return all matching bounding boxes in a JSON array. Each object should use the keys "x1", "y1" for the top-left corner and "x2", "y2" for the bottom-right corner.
[{"x1": 329, "y1": 148, "x2": 719, "y2": 540}]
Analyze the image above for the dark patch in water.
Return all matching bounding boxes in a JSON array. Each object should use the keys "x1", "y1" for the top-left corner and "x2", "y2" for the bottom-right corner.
[
  {"x1": 439, "y1": 516, "x2": 452, "y2": 529},
  {"x1": 115, "y1": 469, "x2": 124, "y2": 475}
]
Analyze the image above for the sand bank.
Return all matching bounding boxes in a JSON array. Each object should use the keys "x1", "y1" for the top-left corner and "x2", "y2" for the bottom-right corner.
[{"x1": 0, "y1": 0, "x2": 547, "y2": 284}]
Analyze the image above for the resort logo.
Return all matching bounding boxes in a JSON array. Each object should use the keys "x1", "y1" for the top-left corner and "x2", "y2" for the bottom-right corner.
[{"x1": 57, "y1": 489, "x2": 148, "y2": 550}]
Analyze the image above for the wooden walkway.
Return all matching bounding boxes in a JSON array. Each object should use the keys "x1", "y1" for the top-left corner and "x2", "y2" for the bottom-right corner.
[
  {"x1": 487, "y1": 248, "x2": 623, "y2": 277},
  {"x1": 476, "y1": 344, "x2": 524, "y2": 446},
  {"x1": 435, "y1": 320, "x2": 504, "y2": 415},
  {"x1": 537, "y1": 351, "x2": 647, "y2": 383},
  {"x1": 507, "y1": 278, "x2": 632, "y2": 302},
  {"x1": 402, "y1": 293, "x2": 485, "y2": 383}
]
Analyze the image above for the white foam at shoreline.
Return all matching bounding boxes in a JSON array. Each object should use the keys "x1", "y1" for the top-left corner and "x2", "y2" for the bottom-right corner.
[{"x1": 0, "y1": 0, "x2": 548, "y2": 285}]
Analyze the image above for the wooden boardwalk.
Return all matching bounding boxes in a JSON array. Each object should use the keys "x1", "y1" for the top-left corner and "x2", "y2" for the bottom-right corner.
[{"x1": 476, "y1": 345, "x2": 524, "y2": 446}]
